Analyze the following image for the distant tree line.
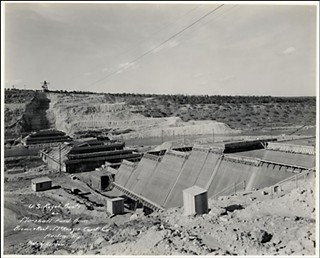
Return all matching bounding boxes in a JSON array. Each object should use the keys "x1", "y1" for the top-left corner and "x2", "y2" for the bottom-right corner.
[{"x1": 5, "y1": 88, "x2": 316, "y2": 105}]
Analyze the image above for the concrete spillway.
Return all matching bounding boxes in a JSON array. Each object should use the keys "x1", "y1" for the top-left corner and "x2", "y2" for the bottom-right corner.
[
  {"x1": 194, "y1": 150, "x2": 221, "y2": 189},
  {"x1": 114, "y1": 144, "x2": 315, "y2": 209},
  {"x1": 206, "y1": 158, "x2": 255, "y2": 197},
  {"x1": 234, "y1": 149, "x2": 315, "y2": 168},
  {"x1": 163, "y1": 146, "x2": 212, "y2": 208},
  {"x1": 246, "y1": 162, "x2": 294, "y2": 191},
  {"x1": 141, "y1": 150, "x2": 189, "y2": 206},
  {"x1": 128, "y1": 154, "x2": 161, "y2": 195},
  {"x1": 114, "y1": 160, "x2": 137, "y2": 186}
]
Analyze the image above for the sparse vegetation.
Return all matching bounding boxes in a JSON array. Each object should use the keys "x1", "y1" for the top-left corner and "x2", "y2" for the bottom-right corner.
[
  {"x1": 123, "y1": 94, "x2": 316, "y2": 129},
  {"x1": 4, "y1": 89, "x2": 316, "y2": 135}
]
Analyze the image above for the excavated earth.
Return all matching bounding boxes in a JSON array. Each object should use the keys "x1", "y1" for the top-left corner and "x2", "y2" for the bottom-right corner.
[
  {"x1": 5, "y1": 90, "x2": 316, "y2": 143},
  {"x1": 46, "y1": 92, "x2": 241, "y2": 139},
  {"x1": 3, "y1": 163, "x2": 317, "y2": 255}
]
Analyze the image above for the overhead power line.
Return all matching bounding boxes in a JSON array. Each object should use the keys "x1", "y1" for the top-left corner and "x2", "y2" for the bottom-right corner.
[
  {"x1": 193, "y1": 5, "x2": 238, "y2": 33},
  {"x1": 63, "y1": 5, "x2": 202, "y2": 93},
  {"x1": 82, "y1": 4, "x2": 225, "y2": 90},
  {"x1": 102, "y1": 5, "x2": 202, "y2": 67}
]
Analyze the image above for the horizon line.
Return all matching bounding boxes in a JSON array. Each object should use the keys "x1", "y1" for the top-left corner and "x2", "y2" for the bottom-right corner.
[{"x1": 4, "y1": 87, "x2": 317, "y2": 98}]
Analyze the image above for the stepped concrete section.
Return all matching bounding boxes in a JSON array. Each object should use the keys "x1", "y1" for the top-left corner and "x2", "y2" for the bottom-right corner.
[
  {"x1": 234, "y1": 149, "x2": 315, "y2": 168},
  {"x1": 141, "y1": 150, "x2": 189, "y2": 207},
  {"x1": 114, "y1": 160, "x2": 137, "y2": 186},
  {"x1": 164, "y1": 146, "x2": 211, "y2": 208},
  {"x1": 126, "y1": 154, "x2": 161, "y2": 193}
]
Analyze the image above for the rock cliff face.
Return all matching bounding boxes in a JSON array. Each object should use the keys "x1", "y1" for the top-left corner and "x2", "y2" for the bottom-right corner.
[
  {"x1": 6, "y1": 90, "x2": 241, "y2": 141},
  {"x1": 20, "y1": 92, "x2": 52, "y2": 132},
  {"x1": 46, "y1": 92, "x2": 240, "y2": 139},
  {"x1": 5, "y1": 91, "x2": 53, "y2": 137},
  {"x1": 5, "y1": 90, "x2": 316, "y2": 141}
]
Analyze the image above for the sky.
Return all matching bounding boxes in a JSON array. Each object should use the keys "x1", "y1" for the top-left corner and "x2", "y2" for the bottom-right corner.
[{"x1": 3, "y1": 2, "x2": 318, "y2": 96}]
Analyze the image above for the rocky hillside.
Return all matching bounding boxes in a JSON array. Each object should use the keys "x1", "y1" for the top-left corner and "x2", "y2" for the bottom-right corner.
[
  {"x1": 46, "y1": 92, "x2": 240, "y2": 139},
  {"x1": 4, "y1": 89, "x2": 316, "y2": 140},
  {"x1": 126, "y1": 94, "x2": 317, "y2": 129},
  {"x1": 5, "y1": 89, "x2": 52, "y2": 139},
  {"x1": 4, "y1": 89, "x2": 35, "y2": 138}
]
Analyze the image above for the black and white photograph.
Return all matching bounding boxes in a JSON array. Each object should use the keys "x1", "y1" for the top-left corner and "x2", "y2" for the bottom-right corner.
[{"x1": 1, "y1": 1, "x2": 318, "y2": 256}]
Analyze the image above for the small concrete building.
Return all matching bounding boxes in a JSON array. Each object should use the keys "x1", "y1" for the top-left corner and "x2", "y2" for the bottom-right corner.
[
  {"x1": 76, "y1": 171, "x2": 114, "y2": 192},
  {"x1": 107, "y1": 197, "x2": 124, "y2": 215},
  {"x1": 183, "y1": 185, "x2": 208, "y2": 216},
  {"x1": 91, "y1": 171, "x2": 114, "y2": 192},
  {"x1": 31, "y1": 177, "x2": 52, "y2": 192}
]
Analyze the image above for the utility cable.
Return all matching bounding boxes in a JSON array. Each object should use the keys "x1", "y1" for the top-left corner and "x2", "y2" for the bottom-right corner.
[
  {"x1": 103, "y1": 5, "x2": 202, "y2": 66},
  {"x1": 82, "y1": 4, "x2": 225, "y2": 89}
]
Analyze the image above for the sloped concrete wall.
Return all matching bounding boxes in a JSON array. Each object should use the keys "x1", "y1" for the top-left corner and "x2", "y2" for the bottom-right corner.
[
  {"x1": 113, "y1": 146, "x2": 314, "y2": 210},
  {"x1": 234, "y1": 149, "x2": 315, "y2": 168},
  {"x1": 164, "y1": 147, "x2": 210, "y2": 208},
  {"x1": 246, "y1": 163, "x2": 298, "y2": 191},
  {"x1": 261, "y1": 151, "x2": 315, "y2": 168},
  {"x1": 206, "y1": 159, "x2": 255, "y2": 197},
  {"x1": 125, "y1": 154, "x2": 161, "y2": 192},
  {"x1": 114, "y1": 160, "x2": 137, "y2": 186},
  {"x1": 130, "y1": 155, "x2": 161, "y2": 195},
  {"x1": 194, "y1": 150, "x2": 221, "y2": 189},
  {"x1": 141, "y1": 150, "x2": 189, "y2": 206}
]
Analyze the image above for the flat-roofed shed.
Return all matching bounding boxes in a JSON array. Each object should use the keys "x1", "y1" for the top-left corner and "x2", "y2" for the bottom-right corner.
[{"x1": 31, "y1": 177, "x2": 52, "y2": 192}]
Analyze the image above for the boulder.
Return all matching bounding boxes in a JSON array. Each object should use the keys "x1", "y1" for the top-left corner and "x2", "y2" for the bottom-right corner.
[{"x1": 252, "y1": 229, "x2": 273, "y2": 244}]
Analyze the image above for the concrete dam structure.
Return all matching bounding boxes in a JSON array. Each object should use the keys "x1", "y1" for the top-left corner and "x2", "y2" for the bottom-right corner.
[{"x1": 114, "y1": 141, "x2": 315, "y2": 210}]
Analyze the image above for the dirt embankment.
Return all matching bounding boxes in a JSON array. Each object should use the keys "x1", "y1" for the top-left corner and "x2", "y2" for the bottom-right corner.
[{"x1": 3, "y1": 165, "x2": 316, "y2": 255}]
